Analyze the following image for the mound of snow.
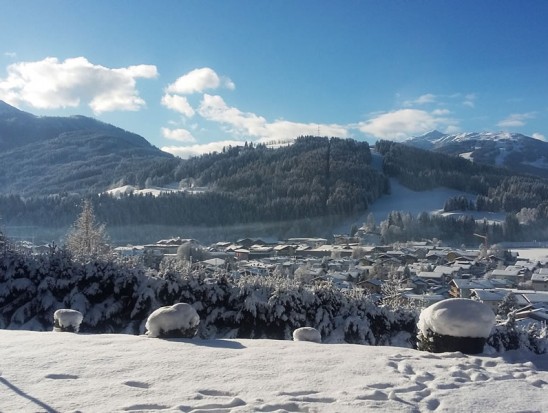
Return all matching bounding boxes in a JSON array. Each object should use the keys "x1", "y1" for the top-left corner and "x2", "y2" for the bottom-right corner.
[
  {"x1": 293, "y1": 327, "x2": 322, "y2": 343},
  {"x1": 418, "y1": 298, "x2": 495, "y2": 339},
  {"x1": 145, "y1": 303, "x2": 200, "y2": 338},
  {"x1": 53, "y1": 309, "x2": 83, "y2": 333}
]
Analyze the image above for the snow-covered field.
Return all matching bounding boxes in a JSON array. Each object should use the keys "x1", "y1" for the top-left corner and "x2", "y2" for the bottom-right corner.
[
  {"x1": 349, "y1": 178, "x2": 479, "y2": 227},
  {"x1": 1, "y1": 330, "x2": 547, "y2": 412}
]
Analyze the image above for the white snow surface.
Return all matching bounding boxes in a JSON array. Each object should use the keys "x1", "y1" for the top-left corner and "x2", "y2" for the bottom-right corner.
[
  {"x1": 418, "y1": 299, "x2": 496, "y2": 338},
  {"x1": 53, "y1": 309, "x2": 83, "y2": 331},
  {"x1": 145, "y1": 303, "x2": 200, "y2": 338},
  {"x1": 1, "y1": 330, "x2": 547, "y2": 412},
  {"x1": 293, "y1": 327, "x2": 322, "y2": 343}
]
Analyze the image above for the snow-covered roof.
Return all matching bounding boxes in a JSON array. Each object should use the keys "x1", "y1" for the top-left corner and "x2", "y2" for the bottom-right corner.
[
  {"x1": 470, "y1": 289, "x2": 508, "y2": 302},
  {"x1": 200, "y1": 258, "x2": 226, "y2": 267},
  {"x1": 531, "y1": 273, "x2": 548, "y2": 282},
  {"x1": 433, "y1": 265, "x2": 457, "y2": 275},
  {"x1": 490, "y1": 269, "x2": 521, "y2": 278},
  {"x1": 417, "y1": 271, "x2": 444, "y2": 280}
]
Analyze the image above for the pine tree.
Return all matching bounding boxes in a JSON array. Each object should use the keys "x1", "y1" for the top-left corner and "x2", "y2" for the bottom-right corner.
[{"x1": 66, "y1": 200, "x2": 110, "y2": 259}]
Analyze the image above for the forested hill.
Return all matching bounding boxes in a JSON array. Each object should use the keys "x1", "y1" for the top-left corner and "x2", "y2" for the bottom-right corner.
[
  {"x1": 375, "y1": 140, "x2": 548, "y2": 213},
  {"x1": 0, "y1": 137, "x2": 389, "y2": 235},
  {"x1": 0, "y1": 100, "x2": 172, "y2": 195}
]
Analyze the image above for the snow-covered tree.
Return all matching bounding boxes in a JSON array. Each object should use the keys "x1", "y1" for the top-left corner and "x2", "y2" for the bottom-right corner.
[
  {"x1": 381, "y1": 271, "x2": 407, "y2": 309},
  {"x1": 66, "y1": 200, "x2": 110, "y2": 259},
  {"x1": 497, "y1": 293, "x2": 519, "y2": 318}
]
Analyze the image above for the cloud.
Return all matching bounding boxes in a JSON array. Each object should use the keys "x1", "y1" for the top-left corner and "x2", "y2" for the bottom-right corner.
[
  {"x1": 432, "y1": 109, "x2": 450, "y2": 116},
  {"x1": 161, "y1": 93, "x2": 195, "y2": 117},
  {"x1": 161, "y1": 127, "x2": 197, "y2": 143},
  {"x1": 3, "y1": 51, "x2": 16, "y2": 58},
  {"x1": 198, "y1": 94, "x2": 348, "y2": 141},
  {"x1": 463, "y1": 93, "x2": 476, "y2": 108},
  {"x1": 166, "y1": 67, "x2": 234, "y2": 95},
  {"x1": 532, "y1": 133, "x2": 546, "y2": 141},
  {"x1": 0, "y1": 56, "x2": 157, "y2": 113},
  {"x1": 497, "y1": 112, "x2": 536, "y2": 128},
  {"x1": 358, "y1": 109, "x2": 457, "y2": 141},
  {"x1": 403, "y1": 93, "x2": 437, "y2": 107},
  {"x1": 162, "y1": 140, "x2": 246, "y2": 159}
]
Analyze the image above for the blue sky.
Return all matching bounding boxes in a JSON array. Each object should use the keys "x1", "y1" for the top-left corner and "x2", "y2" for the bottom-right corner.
[{"x1": 1, "y1": 1, "x2": 547, "y2": 158}]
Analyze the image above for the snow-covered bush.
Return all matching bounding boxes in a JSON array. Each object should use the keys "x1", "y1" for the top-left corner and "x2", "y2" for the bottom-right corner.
[
  {"x1": 145, "y1": 303, "x2": 200, "y2": 338},
  {"x1": 417, "y1": 298, "x2": 496, "y2": 354},
  {"x1": 487, "y1": 313, "x2": 547, "y2": 354},
  {"x1": 53, "y1": 309, "x2": 83, "y2": 333},
  {"x1": 0, "y1": 244, "x2": 417, "y2": 345},
  {"x1": 293, "y1": 327, "x2": 321, "y2": 343}
]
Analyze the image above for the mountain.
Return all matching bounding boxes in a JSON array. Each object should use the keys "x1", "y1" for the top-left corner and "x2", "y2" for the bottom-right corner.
[
  {"x1": 0, "y1": 100, "x2": 173, "y2": 195},
  {"x1": 406, "y1": 130, "x2": 548, "y2": 178}
]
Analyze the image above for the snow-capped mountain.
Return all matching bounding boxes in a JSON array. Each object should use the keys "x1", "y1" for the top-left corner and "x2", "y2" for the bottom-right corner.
[{"x1": 406, "y1": 130, "x2": 548, "y2": 178}]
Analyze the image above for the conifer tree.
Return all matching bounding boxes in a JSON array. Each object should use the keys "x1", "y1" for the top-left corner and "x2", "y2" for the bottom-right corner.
[{"x1": 66, "y1": 200, "x2": 110, "y2": 259}]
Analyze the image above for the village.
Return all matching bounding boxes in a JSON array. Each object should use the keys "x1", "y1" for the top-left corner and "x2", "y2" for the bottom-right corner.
[{"x1": 114, "y1": 226, "x2": 548, "y2": 329}]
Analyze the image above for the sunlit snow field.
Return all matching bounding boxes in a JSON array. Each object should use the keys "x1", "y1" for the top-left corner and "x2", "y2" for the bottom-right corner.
[{"x1": 1, "y1": 331, "x2": 547, "y2": 412}]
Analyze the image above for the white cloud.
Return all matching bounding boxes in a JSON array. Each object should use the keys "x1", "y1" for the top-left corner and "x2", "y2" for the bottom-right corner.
[
  {"x1": 166, "y1": 67, "x2": 234, "y2": 95},
  {"x1": 198, "y1": 94, "x2": 348, "y2": 141},
  {"x1": 444, "y1": 125, "x2": 461, "y2": 134},
  {"x1": 497, "y1": 112, "x2": 536, "y2": 128},
  {"x1": 432, "y1": 109, "x2": 450, "y2": 116},
  {"x1": 161, "y1": 93, "x2": 195, "y2": 117},
  {"x1": 403, "y1": 93, "x2": 437, "y2": 107},
  {"x1": 0, "y1": 56, "x2": 157, "y2": 113},
  {"x1": 358, "y1": 109, "x2": 457, "y2": 141},
  {"x1": 463, "y1": 93, "x2": 476, "y2": 108},
  {"x1": 532, "y1": 132, "x2": 546, "y2": 141},
  {"x1": 162, "y1": 140, "x2": 246, "y2": 159},
  {"x1": 161, "y1": 127, "x2": 197, "y2": 143},
  {"x1": 3, "y1": 51, "x2": 16, "y2": 58}
]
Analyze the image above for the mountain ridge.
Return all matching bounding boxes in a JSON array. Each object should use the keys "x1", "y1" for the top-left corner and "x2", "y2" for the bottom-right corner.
[
  {"x1": 0, "y1": 100, "x2": 173, "y2": 195},
  {"x1": 406, "y1": 130, "x2": 548, "y2": 177}
]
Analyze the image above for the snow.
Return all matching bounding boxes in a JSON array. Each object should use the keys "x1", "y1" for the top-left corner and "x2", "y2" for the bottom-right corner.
[
  {"x1": 293, "y1": 327, "x2": 322, "y2": 343},
  {"x1": 1, "y1": 330, "x2": 547, "y2": 412},
  {"x1": 418, "y1": 299, "x2": 496, "y2": 338},
  {"x1": 52, "y1": 309, "x2": 83, "y2": 332},
  {"x1": 145, "y1": 303, "x2": 200, "y2": 338},
  {"x1": 358, "y1": 178, "x2": 476, "y2": 222},
  {"x1": 105, "y1": 184, "x2": 208, "y2": 198}
]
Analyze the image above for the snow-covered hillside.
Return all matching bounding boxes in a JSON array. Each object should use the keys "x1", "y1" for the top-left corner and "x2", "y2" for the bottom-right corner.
[
  {"x1": 1, "y1": 330, "x2": 547, "y2": 412},
  {"x1": 406, "y1": 130, "x2": 548, "y2": 177}
]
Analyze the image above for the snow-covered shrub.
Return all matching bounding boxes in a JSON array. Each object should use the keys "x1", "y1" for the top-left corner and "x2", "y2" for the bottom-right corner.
[
  {"x1": 53, "y1": 309, "x2": 83, "y2": 333},
  {"x1": 417, "y1": 298, "x2": 495, "y2": 354},
  {"x1": 145, "y1": 303, "x2": 200, "y2": 338},
  {"x1": 293, "y1": 327, "x2": 321, "y2": 343},
  {"x1": 487, "y1": 313, "x2": 547, "y2": 354},
  {"x1": 0, "y1": 244, "x2": 418, "y2": 344}
]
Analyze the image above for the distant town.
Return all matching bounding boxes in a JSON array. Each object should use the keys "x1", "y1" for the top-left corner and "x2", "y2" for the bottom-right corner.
[{"x1": 102, "y1": 225, "x2": 548, "y2": 329}]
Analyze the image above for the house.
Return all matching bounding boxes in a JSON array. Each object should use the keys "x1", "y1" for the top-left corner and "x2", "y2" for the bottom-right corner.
[
  {"x1": 469, "y1": 289, "x2": 508, "y2": 312},
  {"x1": 488, "y1": 268, "x2": 524, "y2": 286},
  {"x1": 531, "y1": 270, "x2": 548, "y2": 292},
  {"x1": 360, "y1": 278, "x2": 383, "y2": 294},
  {"x1": 407, "y1": 276, "x2": 430, "y2": 294},
  {"x1": 417, "y1": 271, "x2": 446, "y2": 283},
  {"x1": 234, "y1": 249, "x2": 250, "y2": 261},
  {"x1": 449, "y1": 278, "x2": 502, "y2": 299},
  {"x1": 236, "y1": 238, "x2": 266, "y2": 248},
  {"x1": 273, "y1": 244, "x2": 296, "y2": 256}
]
